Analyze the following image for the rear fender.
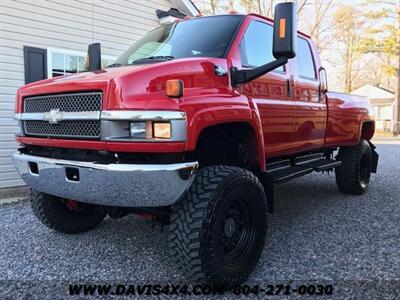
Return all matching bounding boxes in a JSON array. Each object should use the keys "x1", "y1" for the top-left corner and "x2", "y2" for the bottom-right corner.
[{"x1": 360, "y1": 121, "x2": 375, "y2": 142}]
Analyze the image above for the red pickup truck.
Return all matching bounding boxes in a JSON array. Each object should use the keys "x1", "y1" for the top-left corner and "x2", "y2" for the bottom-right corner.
[{"x1": 12, "y1": 3, "x2": 378, "y2": 286}]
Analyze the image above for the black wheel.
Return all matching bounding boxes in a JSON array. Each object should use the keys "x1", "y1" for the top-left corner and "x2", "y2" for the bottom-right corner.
[
  {"x1": 335, "y1": 140, "x2": 372, "y2": 195},
  {"x1": 30, "y1": 189, "x2": 106, "y2": 234},
  {"x1": 168, "y1": 166, "x2": 267, "y2": 286}
]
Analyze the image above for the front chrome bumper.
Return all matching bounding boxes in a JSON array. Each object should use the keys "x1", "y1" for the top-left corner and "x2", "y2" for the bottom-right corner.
[{"x1": 12, "y1": 150, "x2": 198, "y2": 207}]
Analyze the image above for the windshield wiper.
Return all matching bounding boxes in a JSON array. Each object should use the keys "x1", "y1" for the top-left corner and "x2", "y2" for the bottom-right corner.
[
  {"x1": 130, "y1": 56, "x2": 175, "y2": 64},
  {"x1": 107, "y1": 63, "x2": 122, "y2": 68}
]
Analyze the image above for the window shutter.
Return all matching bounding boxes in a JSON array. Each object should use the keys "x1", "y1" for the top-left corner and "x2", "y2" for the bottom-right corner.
[{"x1": 23, "y1": 46, "x2": 47, "y2": 84}]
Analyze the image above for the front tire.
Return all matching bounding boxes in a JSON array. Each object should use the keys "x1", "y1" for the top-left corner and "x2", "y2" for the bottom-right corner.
[
  {"x1": 30, "y1": 189, "x2": 106, "y2": 234},
  {"x1": 335, "y1": 140, "x2": 372, "y2": 195},
  {"x1": 168, "y1": 166, "x2": 267, "y2": 286}
]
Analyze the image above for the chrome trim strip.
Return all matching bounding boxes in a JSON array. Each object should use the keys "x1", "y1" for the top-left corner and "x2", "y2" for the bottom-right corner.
[
  {"x1": 16, "y1": 111, "x2": 186, "y2": 122},
  {"x1": 16, "y1": 111, "x2": 101, "y2": 121},
  {"x1": 12, "y1": 150, "x2": 198, "y2": 207},
  {"x1": 23, "y1": 91, "x2": 103, "y2": 101},
  {"x1": 101, "y1": 110, "x2": 186, "y2": 121}
]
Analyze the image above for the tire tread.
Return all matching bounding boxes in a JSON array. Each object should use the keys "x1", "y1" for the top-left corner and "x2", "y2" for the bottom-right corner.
[
  {"x1": 168, "y1": 165, "x2": 266, "y2": 285},
  {"x1": 30, "y1": 189, "x2": 105, "y2": 234},
  {"x1": 335, "y1": 140, "x2": 371, "y2": 195}
]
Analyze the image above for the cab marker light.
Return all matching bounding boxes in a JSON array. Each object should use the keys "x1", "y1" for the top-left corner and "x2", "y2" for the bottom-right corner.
[{"x1": 166, "y1": 79, "x2": 184, "y2": 98}]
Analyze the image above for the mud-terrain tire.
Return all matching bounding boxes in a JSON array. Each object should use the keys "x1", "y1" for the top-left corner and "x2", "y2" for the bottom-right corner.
[
  {"x1": 335, "y1": 140, "x2": 372, "y2": 195},
  {"x1": 168, "y1": 166, "x2": 267, "y2": 287},
  {"x1": 30, "y1": 189, "x2": 105, "y2": 234}
]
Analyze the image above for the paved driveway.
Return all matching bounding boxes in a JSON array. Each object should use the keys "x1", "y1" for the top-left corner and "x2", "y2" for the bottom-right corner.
[{"x1": 0, "y1": 143, "x2": 399, "y2": 299}]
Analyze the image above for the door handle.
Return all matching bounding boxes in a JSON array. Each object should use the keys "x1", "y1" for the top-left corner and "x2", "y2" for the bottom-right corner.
[{"x1": 286, "y1": 79, "x2": 291, "y2": 98}]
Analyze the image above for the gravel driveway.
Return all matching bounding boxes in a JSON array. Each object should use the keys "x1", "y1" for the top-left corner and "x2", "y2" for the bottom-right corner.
[{"x1": 0, "y1": 143, "x2": 399, "y2": 299}]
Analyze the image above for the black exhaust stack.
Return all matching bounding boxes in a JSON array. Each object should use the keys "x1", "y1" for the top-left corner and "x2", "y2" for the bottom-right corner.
[{"x1": 88, "y1": 43, "x2": 101, "y2": 71}]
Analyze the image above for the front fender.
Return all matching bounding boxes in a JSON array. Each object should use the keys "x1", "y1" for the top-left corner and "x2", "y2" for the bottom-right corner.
[{"x1": 185, "y1": 102, "x2": 265, "y2": 171}]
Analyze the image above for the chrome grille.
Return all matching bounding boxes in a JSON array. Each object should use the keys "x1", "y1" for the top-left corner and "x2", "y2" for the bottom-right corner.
[
  {"x1": 24, "y1": 92, "x2": 102, "y2": 113},
  {"x1": 22, "y1": 92, "x2": 102, "y2": 139},
  {"x1": 24, "y1": 120, "x2": 101, "y2": 139}
]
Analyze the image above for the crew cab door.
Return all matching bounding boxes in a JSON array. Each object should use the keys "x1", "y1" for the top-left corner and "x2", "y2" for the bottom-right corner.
[
  {"x1": 237, "y1": 20, "x2": 295, "y2": 158},
  {"x1": 290, "y1": 37, "x2": 327, "y2": 152}
]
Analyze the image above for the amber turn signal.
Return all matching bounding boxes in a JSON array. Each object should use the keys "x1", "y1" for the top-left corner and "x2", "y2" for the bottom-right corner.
[
  {"x1": 166, "y1": 80, "x2": 184, "y2": 98},
  {"x1": 279, "y1": 18, "x2": 286, "y2": 38},
  {"x1": 153, "y1": 122, "x2": 172, "y2": 139}
]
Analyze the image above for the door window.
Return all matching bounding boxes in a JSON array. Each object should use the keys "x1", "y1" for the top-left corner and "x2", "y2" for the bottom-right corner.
[
  {"x1": 297, "y1": 37, "x2": 317, "y2": 80},
  {"x1": 239, "y1": 21, "x2": 284, "y2": 72}
]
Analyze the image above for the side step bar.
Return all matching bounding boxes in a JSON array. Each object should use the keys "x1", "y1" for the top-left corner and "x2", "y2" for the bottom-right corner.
[
  {"x1": 301, "y1": 159, "x2": 342, "y2": 172},
  {"x1": 269, "y1": 165, "x2": 313, "y2": 183},
  {"x1": 267, "y1": 153, "x2": 342, "y2": 183}
]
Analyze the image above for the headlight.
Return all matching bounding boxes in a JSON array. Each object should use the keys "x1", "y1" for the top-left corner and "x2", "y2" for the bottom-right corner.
[
  {"x1": 153, "y1": 122, "x2": 172, "y2": 139},
  {"x1": 130, "y1": 121, "x2": 152, "y2": 139},
  {"x1": 129, "y1": 121, "x2": 171, "y2": 139},
  {"x1": 101, "y1": 110, "x2": 186, "y2": 142}
]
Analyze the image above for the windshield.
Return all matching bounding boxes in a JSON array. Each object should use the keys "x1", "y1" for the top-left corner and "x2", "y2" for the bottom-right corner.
[{"x1": 114, "y1": 15, "x2": 243, "y2": 66}]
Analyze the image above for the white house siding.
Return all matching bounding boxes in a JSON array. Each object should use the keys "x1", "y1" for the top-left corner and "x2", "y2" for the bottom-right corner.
[{"x1": 0, "y1": 0, "x2": 182, "y2": 189}]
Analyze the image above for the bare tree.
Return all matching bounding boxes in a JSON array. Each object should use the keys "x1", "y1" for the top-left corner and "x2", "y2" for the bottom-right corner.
[
  {"x1": 265, "y1": 0, "x2": 274, "y2": 18},
  {"x1": 396, "y1": 3, "x2": 400, "y2": 134},
  {"x1": 297, "y1": 0, "x2": 308, "y2": 15},
  {"x1": 383, "y1": 0, "x2": 400, "y2": 135},
  {"x1": 331, "y1": 6, "x2": 368, "y2": 92},
  {"x1": 240, "y1": 0, "x2": 259, "y2": 14},
  {"x1": 263, "y1": 0, "x2": 308, "y2": 18},
  {"x1": 304, "y1": 0, "x2": 335, "y2": 52},
  {"x1": 226, "y1": 0, "x2": 236, "y2": 11},
  {"x1": 196, "y1": 0, "x2": 219, "y2": 15},
  {"x1": 360, "y1": 0, "x2": 400, "y2": 134},
  {"x1": 210, "y1": 0, "x2": 218, "y2": 14}
]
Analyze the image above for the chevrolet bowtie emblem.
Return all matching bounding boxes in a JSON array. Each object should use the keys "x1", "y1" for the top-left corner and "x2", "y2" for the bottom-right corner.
[{"x1": 43, "y1": 109, "x2": 63, "y2": 124}]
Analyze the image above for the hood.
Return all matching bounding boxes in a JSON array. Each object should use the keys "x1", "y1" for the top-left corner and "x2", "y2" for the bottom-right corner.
[{"x1": 16, "y1": 58, "x2": 231, "y2": 112}]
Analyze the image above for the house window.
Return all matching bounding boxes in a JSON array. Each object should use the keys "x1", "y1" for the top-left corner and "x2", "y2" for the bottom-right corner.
[
  {"x1": 47, "y1": 48, "x2": 116, "y2": 78},
  {"x1": 375, "y1": 105, "x2": 393, "y2": 120}
]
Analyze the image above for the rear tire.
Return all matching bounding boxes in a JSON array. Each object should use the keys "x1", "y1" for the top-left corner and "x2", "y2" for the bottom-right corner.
[
  {"x1": 30, "y1": 189, "x2": 106, "y2": 234},
  {"x1": 168, "y1": 166, "x2": 267, "y2": 287},
  {"x1": 335, "y1": 140, "x2": 372, "y2": 195}
]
